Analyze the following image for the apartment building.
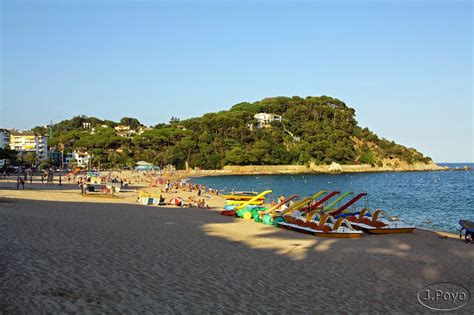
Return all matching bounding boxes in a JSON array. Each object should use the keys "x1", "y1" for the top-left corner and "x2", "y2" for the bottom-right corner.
[{"x1": 9, "y1": 131, "x2": 49, "y2": 161}]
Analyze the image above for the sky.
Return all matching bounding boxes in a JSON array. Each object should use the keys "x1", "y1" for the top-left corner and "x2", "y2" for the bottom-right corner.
[{"x1": 0, "y1": 0, "x2": 472, "y2": 162}]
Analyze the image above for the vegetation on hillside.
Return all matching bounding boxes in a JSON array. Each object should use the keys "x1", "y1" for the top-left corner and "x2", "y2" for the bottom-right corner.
[{"x1": 32, "y1": 96, "x2": 431, "y2": 169}]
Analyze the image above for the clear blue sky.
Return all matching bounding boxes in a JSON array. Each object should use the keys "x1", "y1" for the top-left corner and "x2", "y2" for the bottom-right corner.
[{"x1": 1, "y1": 0, "x2": 472, "y2": 162}]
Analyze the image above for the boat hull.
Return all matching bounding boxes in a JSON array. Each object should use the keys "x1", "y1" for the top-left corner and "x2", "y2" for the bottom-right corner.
[
  {"x1": 220, "y1": 210, "x2": 236, "y2": 216},
  {"x1": 225, "y1": 200, "x2": 263, "y2": 206},
  {"x1": 277, "y1": 222, "x2": 363, "y2": 238},
  {"x1": 222, "y1": 196, "x2": 265, "y2": 201},
  {"x1": 364, "y1": 227, "x2": 415, "y2": 234},
  {"x1": 350, "y1": 222, "x2": 415, "y2": 234}
]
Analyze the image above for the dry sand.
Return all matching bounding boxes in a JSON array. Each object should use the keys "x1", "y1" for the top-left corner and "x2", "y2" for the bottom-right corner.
[{"x1": 0, "y1": 177, "x2": 473, "y2": 313}]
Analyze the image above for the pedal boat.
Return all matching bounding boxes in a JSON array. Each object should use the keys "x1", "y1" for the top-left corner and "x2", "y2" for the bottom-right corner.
[
  {"x1": 277, "y1": 210, "x2": 363, "y2": 238},
  {"x1": 339, "y1": 208, "x2": 415, "y2": 234}
]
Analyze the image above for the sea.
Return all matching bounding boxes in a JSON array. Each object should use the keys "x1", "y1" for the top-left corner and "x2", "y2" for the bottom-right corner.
[{"x1": 191, "y1": 163, "x2": 473, "y2": 234}]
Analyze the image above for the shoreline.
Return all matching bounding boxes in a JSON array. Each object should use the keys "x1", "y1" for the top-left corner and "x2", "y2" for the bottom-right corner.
[
  {"x1": 1, "y1": 186, "x2": 473, "y2": 313},
  {"x1": 181, "y1": 162, "x2": 470, "y2": 177},
  {"x1": 0, "y1": 177, "x2": 462, "y2": 236},
  {"x1": 0, "y1": 176, "x2": 466, "y2": 238}
]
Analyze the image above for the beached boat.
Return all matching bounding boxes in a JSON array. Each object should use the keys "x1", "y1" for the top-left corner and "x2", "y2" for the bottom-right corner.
[
  {"x1": 224, "y1": 199, "x2": 264, "y2": 206},
  {"x1": 222, "y1": 192, "x2": 266, "y2": 211},
  {"x1": 258, "y1": 194, "x2": 299, "y2": 224},
  {"x1": 221, "y1": 191, "x2": 265, "y2": 201},
  {"x1": 321, "y1": 191, "x2": 353, "y2": 212},
  {"x1": 337, "y1": 208, "x2": 415, "y2": 234},
  {"x1": 277, "y1": 211, "x2": 362, "y2": 238},
  {"x1": 327, "y1": 194, "x2": 415, "y2": 234},
  {"x1": 221, "y1": 190, "x2": 272, "y2": 217},
  {"x1": 304, "y1": 191, "x2": 340, "y2": 212},
  {"x1": 236, "y1": 205, "x2": 268, "y2": 220},
  {"x1": 267, "y1": 191, "x2": 327, "y2": 225}
]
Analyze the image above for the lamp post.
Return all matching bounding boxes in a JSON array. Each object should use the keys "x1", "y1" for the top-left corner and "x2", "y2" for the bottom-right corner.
[{"x1": 60, "y1": 143, "x2": 64, "y2": 171}]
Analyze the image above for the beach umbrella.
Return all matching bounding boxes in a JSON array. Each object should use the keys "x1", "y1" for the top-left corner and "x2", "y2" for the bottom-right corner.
[{"x1": 169, "y1": 197, "x2": 182, "y2": 206}]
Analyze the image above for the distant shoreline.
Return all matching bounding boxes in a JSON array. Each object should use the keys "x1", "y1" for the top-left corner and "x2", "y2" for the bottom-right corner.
[{"x1": 183, "y1": 162, "x2": 472, "y2": 177}]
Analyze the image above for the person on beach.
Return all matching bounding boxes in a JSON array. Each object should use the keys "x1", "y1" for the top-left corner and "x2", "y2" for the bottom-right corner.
[
  {"x1": 200, "y1": 199, "x2": 209, "y2": 209},
  {"x1": 185, "y1": 196, "x2": 195, "y2": 207}
]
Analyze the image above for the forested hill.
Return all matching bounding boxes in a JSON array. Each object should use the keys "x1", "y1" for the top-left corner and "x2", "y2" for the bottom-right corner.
[{"x1": 34, "y1": 96, "x2": 432, "y2": 169}]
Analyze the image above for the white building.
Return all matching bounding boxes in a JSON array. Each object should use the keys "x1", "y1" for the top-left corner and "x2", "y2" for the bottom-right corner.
[
  {"x1": 114, "y1": 125, "x2": 134, "y2": 137},
  {"x1": 65, "y1": 151, "x2": 91, "y2": 167},
  {"x1": 9, "y1": 131, "x2": 49, "y2": 161},
  {"x1": 114, "y1": 125, "x2": 149, "y2": 137},
  {"x1": 254, "y1": 113, "x2": 282, "y2": 129},
  {"x1": 35, "y1": 135, "x2": 48, "y2": 161}
]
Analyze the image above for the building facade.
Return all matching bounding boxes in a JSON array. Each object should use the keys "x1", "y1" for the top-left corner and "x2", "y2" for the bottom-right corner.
[
  {"x1": 65, "y1": 151, "x2": 91, "y2": 168},
  {"x1": 35, "y1": 135, "x2": 49, "y2": 161},
  {"x1": 254, "y1": 113, "x2": 282, "y2": 129},
  {"x1": 9, "y1": 131, "x2": 49, "y2": 161},
  {"x1": 10, "y1": 132, "x2": 37, "y2": 151}
]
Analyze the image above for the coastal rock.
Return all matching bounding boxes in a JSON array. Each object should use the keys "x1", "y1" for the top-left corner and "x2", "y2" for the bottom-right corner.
[
  {"x1": 206, "y1": 161, "x2": 448, "y2": 176},
  {"x1": 328, "y1": 162, "x2": 343, "y2": 172}
]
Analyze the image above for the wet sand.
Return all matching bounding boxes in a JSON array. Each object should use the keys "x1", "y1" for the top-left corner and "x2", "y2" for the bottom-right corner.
[{"x1": 0, "y1": 178, "x2": 473, "y2": 313}]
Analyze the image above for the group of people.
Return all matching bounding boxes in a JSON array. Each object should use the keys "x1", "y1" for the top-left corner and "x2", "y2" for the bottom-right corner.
[
  {"x1": 269, "y1": 195, "x2": 326, "y2": 214},
  {"x1": 184, "y1": 196, "x2": 209, "y2": 208},
  {"x1": 269, "y1": 195, "x2": 290, "y2": 211},
  {"x1": 78, "y1": 178, "x2": 90, "y2": 195},
  {"x1": 13, "y1": 169, "x2": 37, "y2": 189},
  {"x1": 1, "y1": 167, "x2": 64, "y2": 190},
  {"x1": 40, "y1": 170, "x2": 56, "y2": 185},
  {"x1": 160, "y1": 179, "x2": 219, "y2": 197}
]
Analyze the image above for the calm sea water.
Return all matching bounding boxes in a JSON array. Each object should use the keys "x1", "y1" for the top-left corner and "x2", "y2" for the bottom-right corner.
[{"x1": 191, "y1": 163, "x2": 473, "y2": 233}]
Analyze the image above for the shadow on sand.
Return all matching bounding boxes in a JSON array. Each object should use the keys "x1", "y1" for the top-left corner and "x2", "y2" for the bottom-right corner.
[{"x1": 0, "y1": 196, "x2": 473, "y2": 313}]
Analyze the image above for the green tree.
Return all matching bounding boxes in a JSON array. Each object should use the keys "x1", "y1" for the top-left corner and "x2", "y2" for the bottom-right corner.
[
  {"x1": 120, "y1": 117, "x2": 142, "y2": 130},
  {"x1": 31, "y1": 95, "x2": 431, "y2": 170}
]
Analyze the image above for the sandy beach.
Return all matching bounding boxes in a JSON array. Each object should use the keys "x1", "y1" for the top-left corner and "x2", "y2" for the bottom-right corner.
[{"x1": 1, "y1": 178, "x2": 473, "y2": 313}]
